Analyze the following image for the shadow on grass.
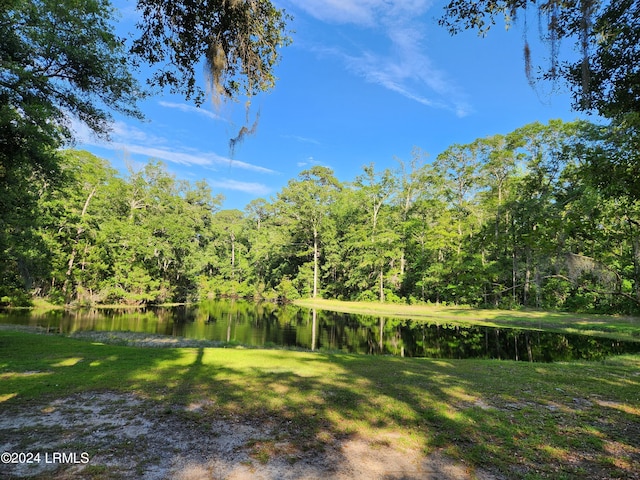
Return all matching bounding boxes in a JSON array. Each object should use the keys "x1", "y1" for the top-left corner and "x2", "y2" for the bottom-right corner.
[
  {"x1": 327, "y1": 353, "x2": 640, "y2": 479},
  {"x1": 1, "y1": 330, "x2": 639, "y2": 479},
  {"x1": 488, "y1": 311, "x2": 640, "y2": 344}
]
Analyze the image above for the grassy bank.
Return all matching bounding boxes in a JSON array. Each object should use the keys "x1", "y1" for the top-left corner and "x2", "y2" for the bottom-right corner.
[
  {"x1": 1, "y1": 330, "x2": 639, "y2": 479},
  {"x1": 295, "y1": 298, "x2": 640, "y2": 343}
]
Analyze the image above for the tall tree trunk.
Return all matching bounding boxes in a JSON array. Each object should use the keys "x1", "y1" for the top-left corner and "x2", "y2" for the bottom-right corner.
[
  {"x1": 524, "y1": 246, "x2": 531, "y2": 305},
  {"x1": 632, "y1": 235, "x2": 640, "y2": 302},
  {"x1": 534, "y1": 265, "x2": 541, "y2": 308},
  {"x1": 311, "y1": 309, "x2": 317, "y2": 351},
  {"x1": 511, "y1": 215, "x2": 517, "y2": 304},
  {"x1": 313, "y1": 227, "x2": 318, "y2": 298},
  {"x1": 525, "y1": 332, "x2": 533, "y2": 362},
  {"x1": 627, "y1": 217, "x2": 640, "y2": 302},
  {"x1": 512, "y1": 250, "x2": 517, "y2": 304},
  {"x1": 495, "y1": 184, "x2": 502, "y2": 241},
  {"x1": 62, "y1": 186, "x2": 96, "y2": 299},
  {"x1": 230, "y1": 231, "x2": 236, "y2": 280}
]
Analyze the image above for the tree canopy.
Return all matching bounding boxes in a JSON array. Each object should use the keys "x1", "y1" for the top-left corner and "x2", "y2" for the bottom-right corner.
[
  {"x1": 0, "y1": 0, "x2": 290, "y2": 173},
  {"x1": 132, "y1": 0, "x2": 291, "y2": 105},
  {"x1": 0, "y1": 0, "x2": 290, "y2": 303},
  {"x1": 439, "y1": 0, "x2": 639, "y2": 120},
  {"x1": 5, "y1": 118, "x2": 640, "y2": 314},
  {"x1": 0, "y1": 0, "x2": 142, "y2": 172}
]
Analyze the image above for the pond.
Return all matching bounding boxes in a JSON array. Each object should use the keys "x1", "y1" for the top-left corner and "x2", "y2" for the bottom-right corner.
[{"x1": 2, "y1": 299, "x2": 639, "y2": 362}]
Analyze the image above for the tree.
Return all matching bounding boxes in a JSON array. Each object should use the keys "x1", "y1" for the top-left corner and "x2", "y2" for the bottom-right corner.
[
  {"x1": 571, "y1": 119, "x2": 640, "y2": 307},
  {"x1": 111, "y1": 161, "x2": 222, "y2": 303},
  {"x1": 132, "y1": 0, "x2": 291, "y2": 105},
  {"x1": 399, "y1": 165, "x2": 451, "y2": 303},
  {"x1": 566, "y1": 0, "x2": 640, "y2": 119},
  {"x1": 1, "y1": 0, "x2": 291, "y2": 184},
  {"x1": 584, "y1": 116, "x2": 640, "y2": 201},
  {"x1": 393, "y1": 148, "x2": 429, "y2": 278},
  {"x1": 434, "y1": 143, "x2": 482, "y2": 258},
  {"x1": 1, "y1": 0, "x2": 143, "y2": 149},
  {"x1": 55, "y1": 151, "x2": 119, "y2": 302},
  {"x1": 276, "y1": 167, "x2": 341, "y2": 298},
  {"x1": 34, "y1": 153, "x2": 225, "y2": 305},
  {"x1": 1, "y1": 1, "x2": 143, "y2": 304},
  {"x1": 207, "y1": 209, "x2": 250, "y2": 291},
  {"x1": 439, "y1": 0, "x2": 639, "y2": 119},
  {"x1": 351, "y1": 164, "x2": 400, "y2": 302}
]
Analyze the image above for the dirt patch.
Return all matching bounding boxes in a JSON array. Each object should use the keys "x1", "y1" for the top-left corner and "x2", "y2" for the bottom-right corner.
[
  {"x1": 67, "y1": 331, "x2": 227, "y2": 349},
  {"x1": 0, "y1": 392, "x2": 500, "y2": 479}
]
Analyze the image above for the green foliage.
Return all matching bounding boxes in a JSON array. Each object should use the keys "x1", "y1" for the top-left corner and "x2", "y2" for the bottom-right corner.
[
  {"x1": 439, "y1": 1, "x2": 637, "y2": 120},
  {"x1": 1, "y1": 0, "x2": 291, "y2": 159},
  {"x1": 4, "y1": 0, "x2": 637, "y2": 319},
  {"x1": 1, "y1": 0, "x2": 142, "y2": 144},
  {"x1": 22, "y1": 150, "x2": 225, "y2": 305},
  {"x1": 131, "y1": 0, "x2": 291, "y2": 103},
  {"x1": 0, "y1": 0, "x2": 291, "y2": 305},
  {"x1": 540, "y1": 278, "x2": 571, "y2": 310},
  {"x1": 567, "y1": 0, "x2": 640, "y2": 119},
  {"x1": 1, "y1": 0, "x2": 140, "y2": 304},
  {"x1": 0, "y1": 291, "x2": 32, "y2": 308},
  {"x1": 6, "y1": 118, "x2": 640, "y2": 313},
  {"x1": 101, "y1": 265, "x2": 163, "y2": 305},
  {"x1": 275, "y1": 277, "x2": 300, "y2": 301}
]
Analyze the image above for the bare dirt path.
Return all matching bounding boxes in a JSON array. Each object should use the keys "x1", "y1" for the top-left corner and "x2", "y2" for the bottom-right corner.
[{"x1": 1, "y1": 391, "x2": 499, "y2": 480}]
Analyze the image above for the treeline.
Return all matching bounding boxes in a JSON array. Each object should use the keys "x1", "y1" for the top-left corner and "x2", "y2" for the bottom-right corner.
[{"x1": 2, "y1": 118, "x2": 640, "y2": 313}]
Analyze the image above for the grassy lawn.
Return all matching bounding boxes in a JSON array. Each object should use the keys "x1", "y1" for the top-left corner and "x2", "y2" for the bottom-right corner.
[
  {"x1": 1, "y1": 329, "x2": 639, "y2": 479},
  {"x1": 295, "y1": 298, "x2": 640, "y2": 343}
]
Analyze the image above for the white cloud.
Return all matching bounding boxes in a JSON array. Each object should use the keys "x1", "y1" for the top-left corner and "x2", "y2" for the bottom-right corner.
[
  {"x1": 208, "y1": 178, "x2": 272, "y2": 195},
  {"x1": 287, "y1": 0, "x2": 471, "y2": 116},
  {"x1": 74, "y1": 118, "x2": 276, "y2": 174},
  {"x1": 289, "y1": 0, "x2": 376, "y2": 26},
  {"x1": 295, "y1": 156, "x2": 332, "y2": 170},
  {"x1": 288, "y1": 0, "x2": 433, "y2": 26},
  {"x1": 158, "y1": 101, "x2": 225, "y2": 122},
  {"x1": 110, "y1": 121, "x2": 168, "y2": 145},
  {"x1": 282, "y1": 134, "x2": 321, "y2": 145},
  {"x1": 111, "y1": 143, "x2": 277, "y2": 174},
  {"x1": 296, "y1": 155, "x2": 317, "y2": 167},
  {"x1": 341, "y1": 36, "x2": 472, "y2": 116},
  {"x1": 72, "y1": 118, "x2": 168, "y2": 147}
]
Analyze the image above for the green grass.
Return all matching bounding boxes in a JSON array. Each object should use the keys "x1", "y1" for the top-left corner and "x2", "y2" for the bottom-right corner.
[
  {"x1": 1, "y1": 330, "x2": 639, "y2": 479},
  {"x1": 295, "y1": 298, "x2": 640, "y2": 342}
]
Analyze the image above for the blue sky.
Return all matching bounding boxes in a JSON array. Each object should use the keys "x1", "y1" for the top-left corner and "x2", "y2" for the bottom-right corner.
[{"x1": 77, "y1": 0, "x2": 587, "y2": 210}]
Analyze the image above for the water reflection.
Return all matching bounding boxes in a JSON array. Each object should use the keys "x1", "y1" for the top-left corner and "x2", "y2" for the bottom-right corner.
[{"x1": 2, "y1": 299, "x2": 639, "y2": 362}]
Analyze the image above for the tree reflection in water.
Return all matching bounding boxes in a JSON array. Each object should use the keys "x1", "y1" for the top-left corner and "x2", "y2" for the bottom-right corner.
[{"x1": 5, "y1": 299, "x2": 640, "y2": 362}]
